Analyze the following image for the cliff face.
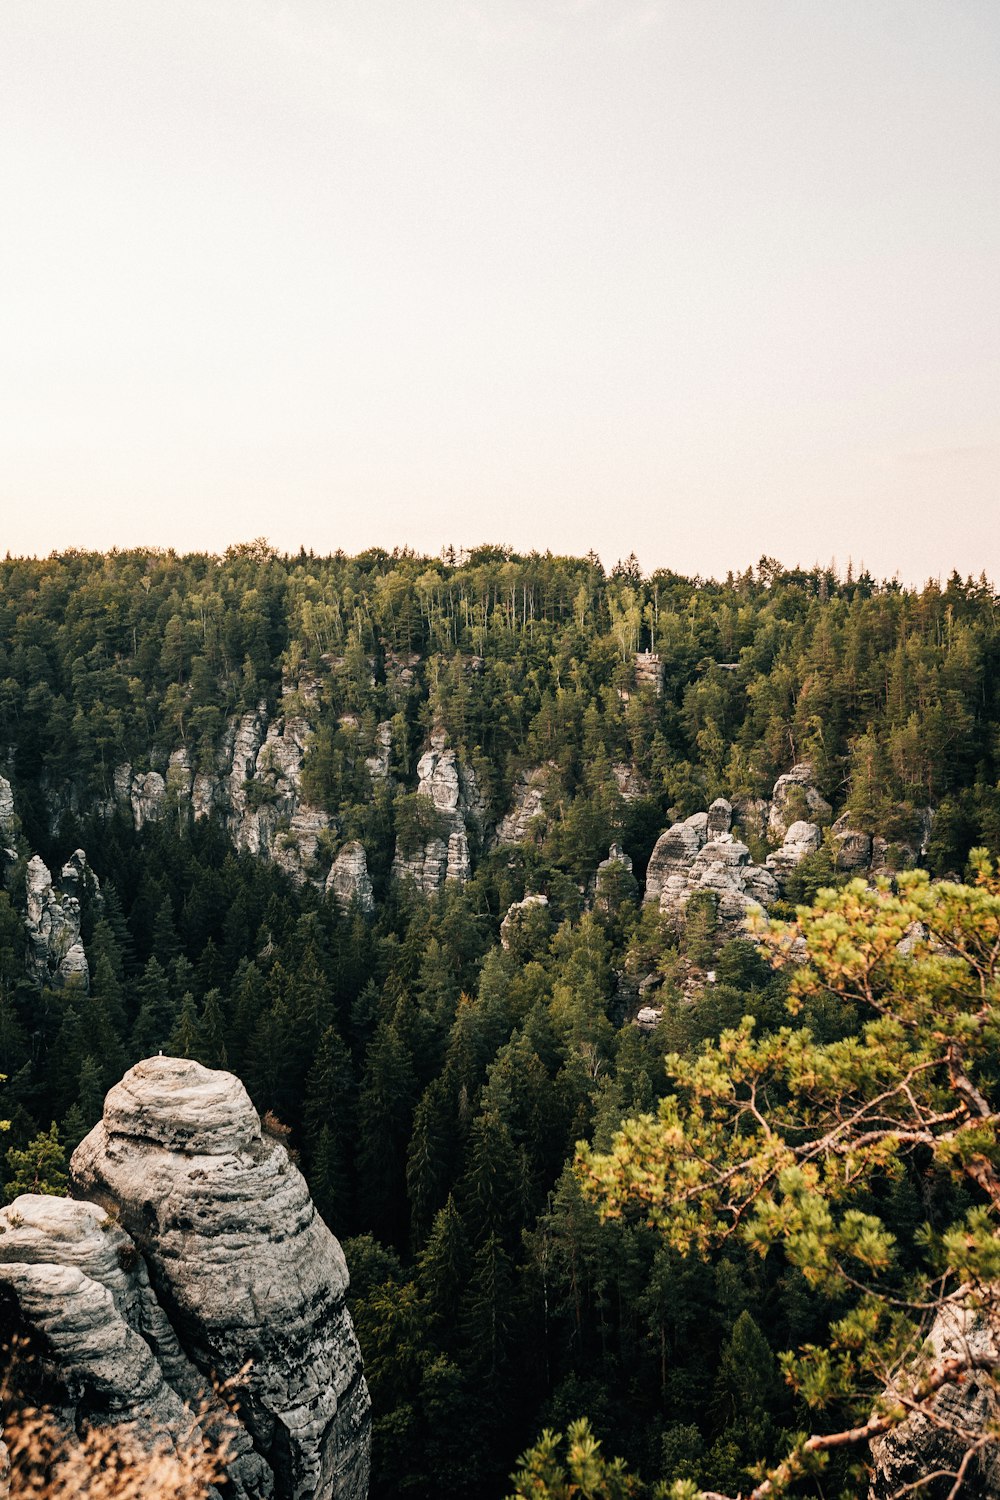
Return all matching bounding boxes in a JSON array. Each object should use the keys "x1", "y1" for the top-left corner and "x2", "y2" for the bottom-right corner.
[
  {"x1": 23, "y1": 849, "x2": 97, "y2": 990},
  {"x1": 0, "y1": 1057, "x2": 371, "y2": 1500},
  {"x1": 390, "y1": 729, "x2": 487, "y2": 894},
  {"x1": 868, "y1": 1302, "x2": 1000, "y2": 1499}
]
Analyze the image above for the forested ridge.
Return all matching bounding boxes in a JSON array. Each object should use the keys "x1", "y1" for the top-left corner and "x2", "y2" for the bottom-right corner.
[{"x1": 3, "y1": 543, "x2": 1000, "y2": 1497}]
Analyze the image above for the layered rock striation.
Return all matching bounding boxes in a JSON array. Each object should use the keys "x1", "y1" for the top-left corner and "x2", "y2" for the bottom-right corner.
[
  {"x1": 869, "y1": 1301, "x2": 1000, "y2": 1499},
  {"x1": 391, "y1": 729, "x2": 487, "y2": 893},
  {"x1": 643, "y1": 800, "x2": 779, "y2": 929},
  {"x1": 72, "y1": 1057, "x2": 371, "y2": 1500},
  {"x1": 0, "y1": 1194, "x2": 270, "y2": 1500},
  {"x1": 23, "y1": 850, "x2": 97, "y2": 990},
  {"x1": 1, "y1": 1058, "x2": 371, "y2": 1500},
  {"x1": 327, "y1": 840, "x2": 376, "y2": 914}
]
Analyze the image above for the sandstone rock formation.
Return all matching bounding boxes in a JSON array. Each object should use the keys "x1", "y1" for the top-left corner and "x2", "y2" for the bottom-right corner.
[
  {"x1": 24, "y1": 851, "x2": 93, "y2": 990},
  {"x1": 765, "y1": 820, "x2": 822, "y2": 882},
  {"x1": 130, "y1": 769, "x2": 168, "y2": 831},
  {"x1": 706, "y1": 797, "x2": 733, "y2": 839},
  {"x1": 365, "y1": 720, "x2": 394, "y2": 785},
  {"x1": 500, "y1": 893, "x2": 550, "y2": 951},
  {"x1": 0, "y1": 774, "x2": 18, "y2": 879},
  {"x1": 391, "y1": 836, "x2": 452, "y2": 896},
  {"x1": 109, "y1": 696, "x2": 335, "y2": 887},
  {"x1": 869, "y1": 1300, "x2": 1000, "y2": 1498},
  {"x1": 391, "y1": 730, "x2": 486, "y2": 893},
  {"x1": 633, "y1": 651, "x2": 665, "y2": 695},
  {"x1": 0, "y1": 1194, "x2": 269, "y2": 1500},
  {"x1": 0, "y1": 774, "x2": 16, "y2": 840},
  {"x1": 731, "y1": 794, "x2": 770, "y2": 844},
  {"x1": 326, "y1": 840, "x2": 375, "y2": 914},
  {"x1": 644, "y1": 812, "x2": 778, "y2": 929},
  {"x1": 493, "y1": 765, "x2": 551, "y2": 846},
  {"x1": 767, "y1": 762, "x2": 832, "y2": 840},
  {"x1": 611, "y1": 763, "x2": 649, "y2": 802},
  {"x1": 69, "y1": 1057, "x2": 371, "y2": 1500},
  {"x1": 830, "y1": 813, "x2": 872, "y2": 870}
]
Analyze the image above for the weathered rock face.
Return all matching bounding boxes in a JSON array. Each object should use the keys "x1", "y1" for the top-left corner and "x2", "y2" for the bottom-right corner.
[
  {"x1": 731, "y1": 794, "x2": 770, "y2": 844},
  {"x1": 0, "y1": 774, "x2": 16, "y2": 840},
  {"x1": 24, "y1": 852, "x2": 93, "y2": 990},
  {"x1": 634, "y1": 651, "x2": 665, "y2": 695},
  {"x1": 493, "y1": 765, "x2": 551, "y2": 846},
  {"x1": 643, "y1": 815, "x2": 708, "y2": 908},
  {"x1": 768, "y1": 763, "x2": 832, "y2": 840},
  {"x1": 109, "y1": 697, "x2": 335, "y2": 888},
  {"x1": 869, "y1": 1301, "x2": 1000, "y2": 1499},
  {"x1": 0, "y1": 1194, "x2": 269, "y2": 1500},
  {"x1": 70, "y1": 1057, "x2": 371, "y2": 1500},
  {"x1": 706, "y1": 798, "x2": 732, "y2": 840},
  {"x1": 611, "y1": 763, "x2": 649, "y2": 802},
  {"x1": 644, "y1": 812, "x2": 778, "y2": 930},
  {"x1": 326, "y1": 840, "x2": 375, "y2": 914},
  {"x1": 365, "y1": 720, "x2": 394, "y2": 785},
  {"x1": 392, "y1": 835, "x2": 450, "y2": 896},
  {"x1": 391, "y1": 730, "x2": 486, "y2": 892},
  {"x1": 831, "y1": 813, "x2": 872, "y2": 871},
  {"x1": 499, "y1": 893, "x2": 550, "y2": 951},
  {"x1": 130, "y1": 769, "x2": 168, "y2": 831},
  {"x1": 765, "y1": 820, "x2": 822, "y2": 883}
]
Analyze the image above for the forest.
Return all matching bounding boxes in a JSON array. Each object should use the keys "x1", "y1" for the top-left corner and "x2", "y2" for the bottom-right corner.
[{"x1": 2, "y1": 543, "x2": 1000, "y2": 1497}]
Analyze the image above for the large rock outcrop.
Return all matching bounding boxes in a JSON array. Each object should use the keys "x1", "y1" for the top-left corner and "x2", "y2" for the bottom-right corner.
[
  {"x1": 643, "y1": 811, "x2": 779, "y2": 930},
  {"x1": 768, "y1": 762, "x2": 832, "y2": 840},
  {"x1": 24, "y1": 851, "x2": 94, "y2": 990},
  {"x1": 869, "y1": 1301, "x2": 1000, "y2": 1498},
  {"x1": 765, "y1": 820, "x2": 822, "y2": 882},
  {"x1": 107, "y1": 694, "x2": 338, "y2": 889},
  {"x1": 65, "y1": 1057, "x2": 371, "y2": 1500},
  {"x1": 326, "y1": 840, "x2": 375, "y2": 914},
  {"x1": 492, "y1": 765, "x2": 552, "y2": 847},
  {"x1": 0, "y1": 774, "x2": 16, "y2": 841},
  {"x1": 0, "y1": 1194, "x2": 270, "y2": 1499},
  {"x1": 391, "y1": 729, "x2": 486, "y2": 893}
]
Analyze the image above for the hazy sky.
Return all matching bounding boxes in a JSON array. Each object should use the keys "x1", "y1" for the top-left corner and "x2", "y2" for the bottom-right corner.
[{"x1": 2, "y1": 1, "x2": 998, "y2": 580}]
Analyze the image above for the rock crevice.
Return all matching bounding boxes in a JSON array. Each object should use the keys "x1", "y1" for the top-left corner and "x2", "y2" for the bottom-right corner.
[{"x1": 0, "y1": 1057, "x2": 371, "y2": 1500}]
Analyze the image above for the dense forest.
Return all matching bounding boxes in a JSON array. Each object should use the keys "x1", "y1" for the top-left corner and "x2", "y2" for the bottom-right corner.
[{"x1": 3, "y1": 543, "x2": 1000, "y2": 1496}]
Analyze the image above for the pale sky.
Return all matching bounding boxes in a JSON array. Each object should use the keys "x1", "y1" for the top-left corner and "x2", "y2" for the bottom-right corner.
[{"x1": 1, "y1": 1, "x2": 998, "y2": 582}]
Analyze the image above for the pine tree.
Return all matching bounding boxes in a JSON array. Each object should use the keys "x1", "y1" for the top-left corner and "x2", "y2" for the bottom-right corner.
[
  {"x1": 168, "y1": 991, "x2": 201, "y2": 1058},
  {"x1": 5, "y1": 1123, "x2": 68, "y2": 1201}
]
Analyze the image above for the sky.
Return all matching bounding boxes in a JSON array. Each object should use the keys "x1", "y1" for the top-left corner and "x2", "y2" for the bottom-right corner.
[{"x1": 1, "y1": 0, "x2": 998, "y2": 582}]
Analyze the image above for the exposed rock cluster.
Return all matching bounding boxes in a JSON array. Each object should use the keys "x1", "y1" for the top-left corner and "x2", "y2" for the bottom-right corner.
[
  {"x1": 633, "y1": 651, "x2": 665, "y2": 695},
  {"x1": 765, "y1": 819, "x2": 823, "y2": 881},
  {"x1": 492, "y1": 764, "x2": 552, "y2": 846},
  {"x1": 365, "y1": 720, "x2": 394, "y2": 785},
  {"x1": 644, "y1": 799, "x2": 780, "y2": 928},
  {"x1": 0, "y1": 774, "x2": 17, "y2": 841},
  {"x1": 611, "y1": 762, "x2": 649, "y2": 802},
  {"x1": 869, "y1": 1300, "x2": 1000, "y2": 1498},
  {"x1": 23, "y1": 850, "x2": 96, "y2": 990},
  {"x1": 391, "y1": 729, "x2": 486, "y2": 894},
  {"x1": 106, "y1": 697, "x2": 342, "y2": 890},
  {"x1": 326, "y1": 840, "x2": 376, "y2": 914},
  {"x1": 0, "y1": 1194, "x2": 269, "y2": 1500},
  {"x1": 767, "y1": 762, "x2": 833, "y2": 839},
  {"x1": 0, "y1": 1057, "x2": 371, "y2": 1500},
  {"x1": 0, "y1": 774, "x2": 17, "y2": 879}
]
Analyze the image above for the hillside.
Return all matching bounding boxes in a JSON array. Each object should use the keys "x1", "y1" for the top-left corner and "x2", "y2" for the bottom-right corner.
[{"x1": 2, "y1": 545, "x2": 1000, "y2": 1496}]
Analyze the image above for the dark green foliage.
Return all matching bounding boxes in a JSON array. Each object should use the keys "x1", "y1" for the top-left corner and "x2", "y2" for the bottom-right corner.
[{"x1": 3, "y1": 548, "x2": 1000, "y2": 1496}]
